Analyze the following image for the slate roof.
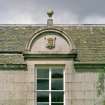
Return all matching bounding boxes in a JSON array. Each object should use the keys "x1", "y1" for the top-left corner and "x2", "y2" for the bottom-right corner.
[{"x1": 0, "y1": 24, "x2": 105, "y2": 64}]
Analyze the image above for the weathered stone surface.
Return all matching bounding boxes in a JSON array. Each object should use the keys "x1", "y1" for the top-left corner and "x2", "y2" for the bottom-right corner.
[
  {"x1": 0, "y1": 25, "x2": 105, "y2": 63},
  {"x1": 0, "y1": 25, "x2": 104, "y2": 105},
  {"x1": 0, "y1": 54, "x2": 24, "y2": 64}
]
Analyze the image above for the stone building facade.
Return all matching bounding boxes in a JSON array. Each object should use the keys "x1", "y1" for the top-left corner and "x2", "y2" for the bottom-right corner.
[{"x1": 0, "y1": 14, "x2": 105, "y2": 105}]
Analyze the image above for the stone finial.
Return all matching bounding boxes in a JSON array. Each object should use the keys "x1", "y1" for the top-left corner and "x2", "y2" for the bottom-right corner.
[
  {"x1": 47, "y1": 9, "x2": 54, "y2": 26},
  {"x1": 47, "y1": 9, "x2": 54, "y2": 18}
]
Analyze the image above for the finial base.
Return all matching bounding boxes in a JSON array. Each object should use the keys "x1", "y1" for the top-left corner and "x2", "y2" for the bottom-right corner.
[{"x1": 47, "y1": 19, "x2": 53, "y2": 26}]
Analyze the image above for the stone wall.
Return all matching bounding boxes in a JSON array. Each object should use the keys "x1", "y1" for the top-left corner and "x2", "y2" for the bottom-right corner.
[
  {"x1": 0, "y1": 63, "x2": 101, "y2": 105},
  {"x1": 71, "y1": 72, "x2": 98, "y2": 105},
  {"x1": 0, "y1": 69, "x2": 34, "y2": 105}
]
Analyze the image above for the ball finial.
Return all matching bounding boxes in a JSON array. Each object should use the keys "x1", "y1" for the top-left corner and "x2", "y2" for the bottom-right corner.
[{"x1": 47, "y1": 9, "x2": 54, "y2": 18}]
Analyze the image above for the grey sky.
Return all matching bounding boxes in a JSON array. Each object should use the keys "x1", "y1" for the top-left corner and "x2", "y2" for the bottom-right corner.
[{"x1": 0, "y1": 0, "x2": 105, "y2": 24}]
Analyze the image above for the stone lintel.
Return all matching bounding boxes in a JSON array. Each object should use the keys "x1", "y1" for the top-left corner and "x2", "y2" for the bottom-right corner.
[{"x1": 23, "y1": 53, "x2": 77, "y2": 60}]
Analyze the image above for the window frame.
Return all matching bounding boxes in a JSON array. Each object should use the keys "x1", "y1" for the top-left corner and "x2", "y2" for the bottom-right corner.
[{"x1": 35, "y1": 65, "x2": 65, "y2": 105}]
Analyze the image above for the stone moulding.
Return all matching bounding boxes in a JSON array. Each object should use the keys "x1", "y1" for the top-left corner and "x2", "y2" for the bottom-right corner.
[
  {"x1": 74, "y1": 62, "x2": 105, "y2": 72},
  {"x1": 0, "y1": 64, "x2": 27, "y2": 70},
  {"x1": 23, "y1": 53, "x2": 77, "y2": 60},
  {"x1": 25, "y1": 27, "x2": 76, "y2": 51},
  {"x1": 0, "y1": 51, "x2": 22, "y2": 54}
]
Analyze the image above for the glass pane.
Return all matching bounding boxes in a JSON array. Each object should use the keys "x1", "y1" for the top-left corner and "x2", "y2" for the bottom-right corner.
[
  {"x1": 37, "y1": 102, "x2": 49, "y2": 105},
  {"x1": 37, "y1": 69, "x2": 49, "y2": 78},
  {"x1": 37, "y1": 79, "x2": 49, "y2": 90},
  {"x1": 51, "y1": 79, "x2": 63, "y2": 90},
  {"x1": 37, "y1": 91, "x2": 49, "y2": 102},
  {"x1": 51, "y1": 91, "x2": 63, "y2": 102},
  {"x1": 51, "y1": 103, "x2": 63, "y2": 105},
  {"x1": 51, "y1": 69, "x2": 63, "y2": 78}
]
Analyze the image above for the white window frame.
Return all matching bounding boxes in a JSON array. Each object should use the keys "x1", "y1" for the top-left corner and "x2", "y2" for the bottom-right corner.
[{"x1": 35, "y1": 65, "x2": 65, "y2": 105}]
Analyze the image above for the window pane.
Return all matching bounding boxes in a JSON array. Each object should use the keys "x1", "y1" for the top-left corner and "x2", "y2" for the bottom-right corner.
[
  {"x1": 51, "y1": 79, "x2": 63, "y2": 90},
  {"x1": 37, "y1": 102, "x2": 49, "y2": 105},
  {"x1": 37, "y1": 69, "x2": 49, "y2": 78},
  {"x1": 37, "y1": 79, "x2": 49, "y2": 90},
  {"x1": 51, "y1": 103, "x2": 63, "y2": 105},
  {"x1": 51, "y1": 91, "x2": 63, "y2": 102},
  {"x1": 37, "y1": 91, "x2": 49, "y2": 102},
  {"x1": 51, "y1": 69, "x2": 63, "y2": 78}
]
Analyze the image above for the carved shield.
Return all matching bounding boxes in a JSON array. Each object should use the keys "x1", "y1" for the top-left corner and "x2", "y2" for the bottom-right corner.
[{"x1": 46, "y1": 37, "x2": 56, "y2": 49}]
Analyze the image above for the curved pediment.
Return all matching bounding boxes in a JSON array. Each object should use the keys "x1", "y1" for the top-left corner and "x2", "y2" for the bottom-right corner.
[{"x1": 26, "y1": 28, "x2": 75, "y2": 54}]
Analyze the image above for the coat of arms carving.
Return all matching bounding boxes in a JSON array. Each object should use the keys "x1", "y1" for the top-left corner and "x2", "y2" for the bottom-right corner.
[{"x1": 45, "y1": 37, "x2": 56, "y2": 49}]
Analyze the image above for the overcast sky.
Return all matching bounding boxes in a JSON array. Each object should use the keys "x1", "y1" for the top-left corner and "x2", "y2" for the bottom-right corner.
[{"x1": 0, "y1": 0, "x2": 105, "y2": 24}]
